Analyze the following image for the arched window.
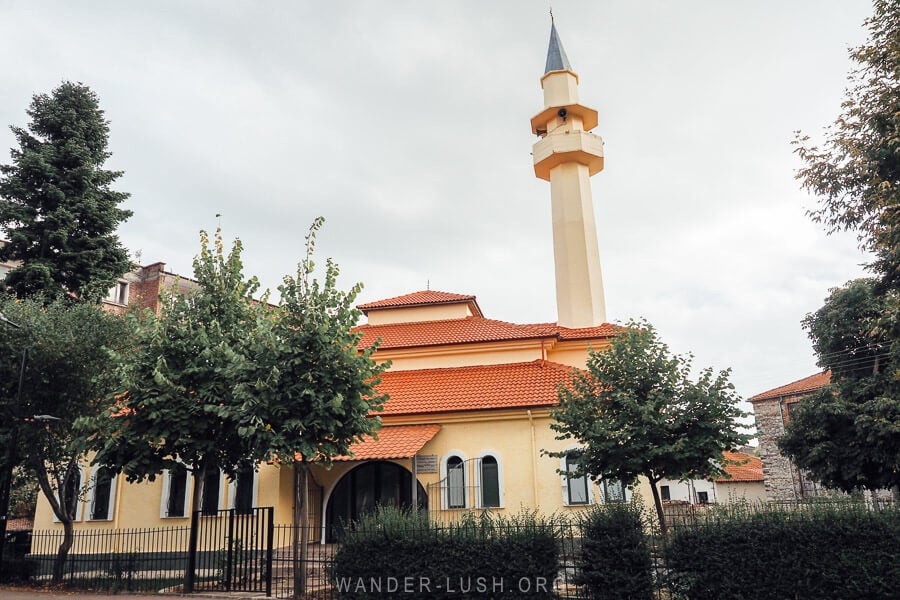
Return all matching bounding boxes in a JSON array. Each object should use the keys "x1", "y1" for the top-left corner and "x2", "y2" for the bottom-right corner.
[
  {"x1": 55, "y1": 466, "x2": 85, "y2": 522},
  {"x1": 477, "y1": 453, "x2": 503, "y2": 508},
  {"x1": 445, "y1": 455, "x2": 466, "y2": 509},
  {"x1": 87, "y1": 467, "x2": 116, "y2": 521}
]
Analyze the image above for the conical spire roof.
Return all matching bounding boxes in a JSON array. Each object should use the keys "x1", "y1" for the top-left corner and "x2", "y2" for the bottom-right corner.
[{"x1": 544, "y1": 19, "x2": 572, "y2": 74}]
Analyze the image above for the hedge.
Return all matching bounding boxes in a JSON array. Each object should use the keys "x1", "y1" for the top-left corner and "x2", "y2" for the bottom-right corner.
[
  {"x1": 332, "y1": 508, "x2": 561, "y2": 599},
  {"x1": 576, "y1": 503, "x2": 653, "y2": 600},
  {"x1": 665, "y1": 502, "x2": 900, "y2": 600}
]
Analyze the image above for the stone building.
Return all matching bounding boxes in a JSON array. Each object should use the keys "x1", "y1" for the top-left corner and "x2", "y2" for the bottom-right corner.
[{"x1": 749, "y1": 372, "x2": 830, "y2": 500}]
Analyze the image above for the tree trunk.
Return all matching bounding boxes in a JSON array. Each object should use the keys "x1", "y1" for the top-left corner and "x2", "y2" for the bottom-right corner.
[
  {"x1": 31, "y1": 457, "x2": 77, "y2": 584},
  {"x1": 52, "y1": 517, "x2": 74, "y2": 584},
  {"x1": 293, "y1": 460, "x2": 309, "y2": 599},
  {"x1": 648, "y1": 478, "x2": 668, "y2": 538},
  {"x1": 184, "y1": 461, "x2": 207, "y2": 590}
]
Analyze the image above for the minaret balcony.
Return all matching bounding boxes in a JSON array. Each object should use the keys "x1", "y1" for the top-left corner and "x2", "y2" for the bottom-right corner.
[
  {"x1": 530, "y1": 103, "x2": 598, "y2": 135},
  {"x1": 532, "y1": 131, "x2": 604, "y2": 181}
]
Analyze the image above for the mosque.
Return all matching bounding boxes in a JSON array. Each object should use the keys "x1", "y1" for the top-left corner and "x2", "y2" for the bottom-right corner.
[{"x1": 32, "y1": 21, "x2": 760, "y2": 540}]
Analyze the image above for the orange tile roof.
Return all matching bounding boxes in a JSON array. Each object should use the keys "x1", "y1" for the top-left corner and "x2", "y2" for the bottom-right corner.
[
  {"x1": 530, "y1": 322, "x2": 626, "y2": 341},
  {"x1": 354, "y1": 317, "x2": 622, "y2": 351},
  {"x1": 335, "y1": 424, "x2": 441, "y2": 461},
  {"x1": 716, "y1": 451, "x2": 763, "y2": 482},
  {"x1": 749, "y1": 371, "x2": 831, "y2": 402},
  {"x1": 375, "y1": 359, "x2": 575, "y2": 416},
  {"x1": 358, "y1": 290, "x2": 483, "y2": 317}
]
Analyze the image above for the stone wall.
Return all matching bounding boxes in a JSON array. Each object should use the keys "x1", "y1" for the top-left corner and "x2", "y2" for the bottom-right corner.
[{"x1": 752, "y1": 393, "x2": 827, "y2": 501}]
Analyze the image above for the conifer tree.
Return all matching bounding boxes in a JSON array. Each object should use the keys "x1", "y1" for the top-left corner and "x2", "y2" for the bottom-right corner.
[{"x1": 0, "y1": 81, "x2": 132, "y2": 302}]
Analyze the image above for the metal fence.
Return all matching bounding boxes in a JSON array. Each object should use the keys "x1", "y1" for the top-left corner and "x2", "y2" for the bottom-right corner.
[
  {"x1": 23, "y1": 499, "x2": 897, "y2": 598},
  {"x1": 29, "y1": 525, "x2": 191, "y2": 592}
]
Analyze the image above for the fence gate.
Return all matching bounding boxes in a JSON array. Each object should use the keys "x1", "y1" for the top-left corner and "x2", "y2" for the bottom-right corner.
[{"x1": 185, "y1": 507, "x2": 274, "y2": 596}]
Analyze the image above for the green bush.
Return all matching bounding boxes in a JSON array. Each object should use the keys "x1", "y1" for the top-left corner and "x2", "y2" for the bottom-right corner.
[
  {"x1": 665, "y1": 502, "x2": 900, "y2": 600},
  {"x1": 332, "y1": 507, "x2": 561, "y2": 599},
  {"x1": 576, "y1": 503, "x2": 653, "y2": 600}
]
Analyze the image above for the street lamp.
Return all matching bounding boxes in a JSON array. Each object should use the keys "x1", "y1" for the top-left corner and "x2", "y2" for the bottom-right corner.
[{"x1": 0, "y1": 310, "x2": 27, "y2": 582}]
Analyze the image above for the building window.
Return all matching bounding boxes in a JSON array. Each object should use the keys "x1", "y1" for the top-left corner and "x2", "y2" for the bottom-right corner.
[
  {"x1": 786, "y1": 400, "x2": 802, "y2": 425},
  {"x1": 446, "y1": 455, "x2": 466, "y2": 509},
  {"x1": 564, "y1": 452, "x2": 590, "y2": 506},
  {"x1": 603, "y1": 479, "x2": 626, "y2": 503},
  {"x1": 229, "y1": 464, "x2": 257, "y2": 515},
  {"x1": 697, "y1": 491, "x2": 709, "y2": 505},
  {"x1": 660, "y1": 485, "x2": 671, "y2": 502},
  {"x1": 478, "y1": 454, "x2": 502, "y2": 508},
  {"x1": 161, "y1": 464, "x2": 190, "y2": 518},
  {"x1": 200, "y1": 469, "x2": 223, "y2": 516},
  {"x1": 88, "y1": 467, "x2": 116, "y2": 520},
  {"x1": 55, "y1": 467, "x2": 84, "y2": 522},
  {"x1": 106, "y1": 281, "x2": 129, "y2": 305}
]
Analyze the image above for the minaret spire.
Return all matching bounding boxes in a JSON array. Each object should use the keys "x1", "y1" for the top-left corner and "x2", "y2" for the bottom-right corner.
[
  {"x1": 531, "y1": 18, "x2": 607, "y2": 328},
  {"x1": 545, "y1": 13, "x2": 572, "y2": 74}
]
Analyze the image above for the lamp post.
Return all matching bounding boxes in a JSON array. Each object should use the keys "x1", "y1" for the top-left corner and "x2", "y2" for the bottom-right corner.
[{"x1": 0, "y1": 310, "x2": 27, "y2": 581}]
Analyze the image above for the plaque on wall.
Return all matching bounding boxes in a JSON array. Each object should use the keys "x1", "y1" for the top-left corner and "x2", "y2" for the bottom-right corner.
[{"x1": 415, "y1": 454, "x2": 438, "y2": 473}]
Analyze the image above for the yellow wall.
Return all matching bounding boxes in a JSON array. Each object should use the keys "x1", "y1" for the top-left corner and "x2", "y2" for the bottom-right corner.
[
  {"x1": 366, "y1": 303, "x2": 473, "y2": 326},
  {"x1": 375, "y1": 341, "x2": 544, "y2": 371}
]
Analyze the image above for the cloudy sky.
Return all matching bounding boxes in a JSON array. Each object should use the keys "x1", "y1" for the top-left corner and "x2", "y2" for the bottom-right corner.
[{"x1": 0, "y1": 1, "x2": 876, "y2": 421}]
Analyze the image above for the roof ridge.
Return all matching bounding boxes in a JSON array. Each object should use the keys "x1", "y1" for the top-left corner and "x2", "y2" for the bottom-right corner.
[{"x1": 749, "y1": 370, "x2": 831, "y2": 401}]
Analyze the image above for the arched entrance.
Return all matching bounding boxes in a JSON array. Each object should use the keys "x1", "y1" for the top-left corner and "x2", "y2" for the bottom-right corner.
[{"x1": 326, "y1": 461, "x2": 427, "y2": 540}]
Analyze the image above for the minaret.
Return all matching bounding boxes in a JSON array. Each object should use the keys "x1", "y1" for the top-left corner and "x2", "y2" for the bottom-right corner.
[{"x1": 531, "y1": 18, "x2": 607, "y2": 328}]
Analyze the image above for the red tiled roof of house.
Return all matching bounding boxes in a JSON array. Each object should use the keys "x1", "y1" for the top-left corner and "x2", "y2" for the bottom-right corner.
[
  {"x1": 748, "y1": 371, "x2": 831, "y2": 403},
  {"x1": 358, "y1": 290, "x2": 483, "y2": 317},
  {"x1": 375, "y1": 359, "x2": 575, "y2": 416},
  {"x1": 335, "y1": 424, "x2": 441, "y2": 461},
  {"x1": 716, "y1": 451, "x2": 763, "y2": 482},
  {"x1": 354, "y1": 317, "x2": 622, "y2": 351}
]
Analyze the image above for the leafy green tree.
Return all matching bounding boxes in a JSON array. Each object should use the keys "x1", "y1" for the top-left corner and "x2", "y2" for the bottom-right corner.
[
  {"x1": 790, "y1": 0, "x2": 900, "y2": 501},
  {"x1": 0, "y1": 81, "x2": 132, "y2": 303},
  {"x1": 549, "y1": 320, "x2": 748, "y2": 536},
  {"x1": 87, "y1": 229, "x2": 263, "y2": 511},
  {"x1": 233, "y1": 218, "x2": 388, "y2": 598},
  {"x1": 780, "y1": 279, "x2": 900, "y2": 494},
  {"x1": 0, "y1": 297, "x2": 130, "y2": 582}
]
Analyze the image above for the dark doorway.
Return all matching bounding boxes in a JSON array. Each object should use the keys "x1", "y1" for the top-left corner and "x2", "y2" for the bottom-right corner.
[{"x1": 326, "y1": 461, "x2": 427, "y2": 541}]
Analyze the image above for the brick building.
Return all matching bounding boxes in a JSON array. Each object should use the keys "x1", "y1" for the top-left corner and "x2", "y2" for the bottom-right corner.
[{"x1": 1, "y1": 239, "x2": 196, "y2": 315}]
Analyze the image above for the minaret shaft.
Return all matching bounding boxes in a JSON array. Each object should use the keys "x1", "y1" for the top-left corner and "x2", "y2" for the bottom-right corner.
[{"x1": 549, "y1": 162, "x2": 606, "y2": 328}]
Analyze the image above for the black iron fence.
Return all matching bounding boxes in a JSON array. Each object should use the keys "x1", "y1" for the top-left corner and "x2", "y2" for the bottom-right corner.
[
  {"x1": 29, "y1": 525, "x2": 191, "y2": 592},
  {"x1": 23, "y1": 499, "x2": 898, "y2": 598},
  {"x1": 185, "y1": 506, "x2": 274, "y2": 595}
]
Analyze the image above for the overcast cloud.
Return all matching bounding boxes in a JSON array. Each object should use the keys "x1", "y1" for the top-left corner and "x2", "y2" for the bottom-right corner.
[{"x1": 0, "y1": 1, "x2": 876, "y2": 424}]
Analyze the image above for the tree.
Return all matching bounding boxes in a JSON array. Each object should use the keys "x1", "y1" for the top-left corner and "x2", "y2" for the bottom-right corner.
[
  {"x1": 0, "y1": 296, "x2": 130, "y2": 582},
  {"x1": 232, "y1": 218, "x2": 388, "y2": 598},
  {"x1": 549, "y1": 320, "x2": 748, "y2": 536},
  {"x1": 794, "y1": 1, "x2": 900, "y2": 283},
  {"x1": 790, "y1": 0, "x2": 900, "y2": 501},
  {"x1": 0, "y1": 81, "x2": 132, "y2": 303},
  {"x1": 87, "y1": 229, "x2": 263, "y2": 511},
  {"x1": 779, "y1": 279, "x2": 900, "y2": 494}
]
